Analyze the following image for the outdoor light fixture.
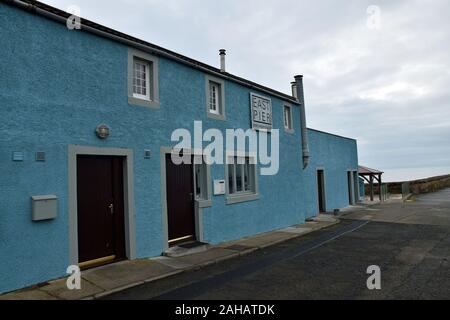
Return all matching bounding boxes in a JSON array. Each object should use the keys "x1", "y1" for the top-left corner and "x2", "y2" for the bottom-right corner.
[{"x1": 95, "y1": 124, "x2": 110, "y2": 139}]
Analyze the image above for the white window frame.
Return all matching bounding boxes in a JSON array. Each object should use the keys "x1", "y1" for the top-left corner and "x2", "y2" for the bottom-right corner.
[
  {"x1": 128, "y1": 48, "x2": 159, "y2": 109},
  {"x1": 132, "y1": 58, "x2": 151, "y2": 101},
  {"x1": 225, "y1": 152, "x2": 259, "y2": 205},
  {"x1": 205, "y1": 75, "x2": 226, "y2": 120},
  {"x1": 209, "y1": 82, "x2": 220, "y2": 115},
  {"x1": 283, "y1": 104, "x2": 294, "y2": 133}
]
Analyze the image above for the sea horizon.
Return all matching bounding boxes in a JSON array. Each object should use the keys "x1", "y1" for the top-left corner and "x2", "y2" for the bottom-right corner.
[{"x1": 377, "y1": 166, "x2": 450, "y2": 183}]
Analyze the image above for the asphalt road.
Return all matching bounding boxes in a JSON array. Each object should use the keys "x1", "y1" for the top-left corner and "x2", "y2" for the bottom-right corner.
[{"x1": 104, "y1": 189, "x2": 450, "y2": 300}]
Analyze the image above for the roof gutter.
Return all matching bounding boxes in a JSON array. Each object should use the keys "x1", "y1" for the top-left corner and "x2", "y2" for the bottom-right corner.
[{"x1": 7, "y1": 0, "x2": 298, "y2": 105}]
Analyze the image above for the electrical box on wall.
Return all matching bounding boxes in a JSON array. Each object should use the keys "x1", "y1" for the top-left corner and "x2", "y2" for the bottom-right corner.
[
  {"x1": 213, "y1": 179, "x2": 226, "y2": 195},
  {"x1": 31, "y1": 195, "x2": 58, "y2": 221}
]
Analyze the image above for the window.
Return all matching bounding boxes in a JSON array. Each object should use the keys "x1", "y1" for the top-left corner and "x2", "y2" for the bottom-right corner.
[
  {"x1": 128, "y1": 48, "x2": 159, "y2": 108},
  {"x1": 133, "y1": 59, "x2": 150, "y2": 100},
  {"x1": 205, "y1": 75, "x2": 226, "y2": 120},
  {"x1": 283, "y1": 105, "x2": 293, "y2": 132},
  {"x1": 193, "y1": 155, "x2": 212, "y2": 207},
  {"x1": 209, "y1": 82, "x2": 220, "y2": 115},
  {"x1": 226, "y1": 155, "x2": 259, "y2": 204}
]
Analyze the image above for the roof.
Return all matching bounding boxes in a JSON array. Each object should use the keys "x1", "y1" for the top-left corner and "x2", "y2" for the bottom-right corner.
[
  {"x1": 359, "y1": 165, "x2": 383, "y2": 175},
  {"x1": 307, "y1": 128, "x2": 356, "y2": 142},
  {"x1": 7, "y1": 0, "x2": 299, "y2": 104}
]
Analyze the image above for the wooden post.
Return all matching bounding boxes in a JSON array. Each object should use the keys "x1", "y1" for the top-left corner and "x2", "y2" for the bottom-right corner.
[
  {"x1": 379, "y1": 174, "x2": 382, "y2": 201},
  {"x1": 370, "y1": 175, "x2": 374, "y2": 201}
]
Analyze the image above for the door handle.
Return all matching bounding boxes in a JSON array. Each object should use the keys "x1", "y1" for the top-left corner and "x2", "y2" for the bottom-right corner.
[{"x1": 108, "y1": 203, "x2": 114, "y2": 214}]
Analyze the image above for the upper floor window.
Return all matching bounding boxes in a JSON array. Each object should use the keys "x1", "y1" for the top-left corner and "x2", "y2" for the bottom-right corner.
[
  {"x1": 209, "y1": 82, "x2": 220, "y2": 115},
  {"x1": 128, "y1": 48, "x2": 159, "y2": 108},
  {"x1": 133, "y1": 59, "x2": 150, "y2": 100},
  {"x1": 283, "y1": 104, "x2": 294, "y2": 133},
  {"x1": 205, "y1": 75, "x2": 226, "y2": 120}
]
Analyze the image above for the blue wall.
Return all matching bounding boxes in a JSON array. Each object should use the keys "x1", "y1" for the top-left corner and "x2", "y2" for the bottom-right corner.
[
  {"x1": 303, "y1": 129, "x2": 359, "y2": 218},
  {"x1": 0, "y1": 3, "x2": 357, "y2": 293}
]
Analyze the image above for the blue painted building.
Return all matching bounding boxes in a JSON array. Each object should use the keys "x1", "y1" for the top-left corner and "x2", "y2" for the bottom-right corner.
[{"x1": 0, "y1": 0, "x2": 359, "y2": 293}]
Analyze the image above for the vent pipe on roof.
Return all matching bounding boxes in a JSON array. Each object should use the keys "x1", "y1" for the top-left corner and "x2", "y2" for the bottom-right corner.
[
  {"x1": 219, "y1": 49, "x2": 226, "y2": 72},
  {"x1": 294, "y1": 75, "x2": 310, "y2": 169}
]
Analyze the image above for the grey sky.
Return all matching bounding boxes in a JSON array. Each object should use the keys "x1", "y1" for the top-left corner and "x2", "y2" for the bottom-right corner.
[{"x1": 45, "y1": 0, "x2": 450, "y2": 181}]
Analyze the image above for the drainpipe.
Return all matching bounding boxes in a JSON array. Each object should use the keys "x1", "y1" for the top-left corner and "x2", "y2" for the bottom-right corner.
[{"x1": 294, "y1": 75, "x2": 310, "y2": 169}]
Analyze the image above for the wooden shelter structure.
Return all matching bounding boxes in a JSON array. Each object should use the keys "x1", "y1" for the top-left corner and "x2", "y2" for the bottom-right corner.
[{"x1": 359, "y1": 165, "x2": 384, "y2": 201}]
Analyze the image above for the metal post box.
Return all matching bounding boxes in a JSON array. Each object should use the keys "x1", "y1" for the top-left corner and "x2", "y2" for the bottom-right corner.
[{"x1": 31, "y1": 195, "x2": 58, "y2": 221}]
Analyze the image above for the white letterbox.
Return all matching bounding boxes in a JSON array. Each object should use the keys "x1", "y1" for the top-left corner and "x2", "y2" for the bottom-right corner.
[
  {"x1": 31, "y1": 195, "x2": 58, "y2": 221},
  {"x1": 213, "y1": 180, "x2": 226, "y2": 195}
]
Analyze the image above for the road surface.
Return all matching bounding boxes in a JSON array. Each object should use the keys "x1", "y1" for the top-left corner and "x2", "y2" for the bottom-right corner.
[{"x1": 103, "y1": 188, "x2": 450, "y2": 300}]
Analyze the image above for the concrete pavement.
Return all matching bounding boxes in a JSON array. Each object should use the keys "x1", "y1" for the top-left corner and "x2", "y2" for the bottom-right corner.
[
  {"x1": 0, "y1": 214, "x2": 339, "y2": 300},
  {"x1": 342, "y1": 188, "x2": 450, "y2": 226}
]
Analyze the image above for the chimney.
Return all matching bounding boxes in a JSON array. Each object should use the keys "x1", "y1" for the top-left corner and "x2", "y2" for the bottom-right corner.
[
  {"x1": 291, "y1": 81, "x2": 297, "y2": 98},
  {"x1": 219, "y1": 49, "x2": 226, "y2": 72},
  {"x1": 294, "y1": 75, "x2": 310, "y2": 169}
]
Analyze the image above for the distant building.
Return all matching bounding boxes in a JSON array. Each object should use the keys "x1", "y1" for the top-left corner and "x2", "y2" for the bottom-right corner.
[{"x1": 0, "y1": 0, "x2": 359, "y2": 293}]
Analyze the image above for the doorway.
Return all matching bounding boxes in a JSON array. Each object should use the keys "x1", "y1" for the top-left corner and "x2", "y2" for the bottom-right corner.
[
  {"x1": 76, "y1": 155, "x2": 126, "y2": 269},
  {"x1": 165, "y1": 154, "x2": 196, "y2": 246},
  {"x1": 317, "y1": 170, "x2": 326, "y2": 213},
  {"x1": 347, "y1": 171, "x2": 354, "y2": 205},
  {"x1": 353, "y1": 170, "x2": 359, "y2": 203}
]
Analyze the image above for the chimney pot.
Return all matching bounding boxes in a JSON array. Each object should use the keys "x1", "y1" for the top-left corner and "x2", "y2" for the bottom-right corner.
[
  {"x1": 291, "y1": 81, "x2": 297, "y2": 98},
  {"x1": 219, "y1": 49, "x2": 226, "y2": 72}
]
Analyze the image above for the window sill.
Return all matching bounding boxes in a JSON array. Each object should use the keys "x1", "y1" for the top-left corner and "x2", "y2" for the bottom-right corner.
[
  {"x1": 128, "y1": 96, "x2": 160, "y2": 109},
  {"x1": 226, "y1": 193, "x2": 259, "y2": 205},
  {"x1": 207, "y1": 111, "x2": 226, "y2": 121},
  {"x1": 196, "y1": 199, "x2": 212, "y2": 208}
]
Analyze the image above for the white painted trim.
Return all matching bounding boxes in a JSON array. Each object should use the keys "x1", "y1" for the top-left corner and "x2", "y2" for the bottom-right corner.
[
  {"x1": 132, "y1": 59, "x2": 151, "y2": 101},
  {"x1": 68, "y1": 145, "x2": 136, "y2": 266}
]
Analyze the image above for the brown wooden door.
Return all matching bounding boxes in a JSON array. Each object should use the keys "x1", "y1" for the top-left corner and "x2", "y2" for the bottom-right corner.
[
  {"x1": 165, "y1": 154, "x2": 196, "y2": 244},
  {"x1": 77, "y1": 155, "x2": 126, "y2": 266}
]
